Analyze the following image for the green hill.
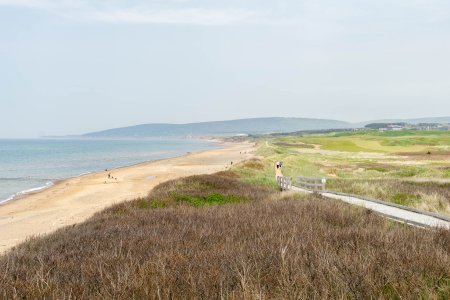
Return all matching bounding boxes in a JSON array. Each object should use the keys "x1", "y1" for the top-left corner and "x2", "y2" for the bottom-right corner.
[{"x1": 83, "y1": 117, "x2": 352, "y2": 138}]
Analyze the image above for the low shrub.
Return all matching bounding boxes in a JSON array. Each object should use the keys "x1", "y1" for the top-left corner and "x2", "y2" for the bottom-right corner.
[{"x1": 0, "y1": 175, "x2": 449, "y2": 299}]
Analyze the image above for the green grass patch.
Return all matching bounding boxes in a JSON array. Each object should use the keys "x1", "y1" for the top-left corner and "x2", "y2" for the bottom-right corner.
[
  {"x1": 443, "y1": 168, "x2": 450, "y2": 178},
  {"x1": 144, "y1": 174, "x2": 275, "y2": 210},
  {"x1": 150, "y1": 200, "x2": 167, "y2": 209},
  {"x1": 130, "y1": 198, "x2": 167, "y2": 210},
  {"x1": 291, "y1": 137, "x2": 368, "y2": 152},
  {"x1": 391, "y1": 193, "x2": 419, "y2": 206},
  {"x1": 172, "y1": 193, "x2": 243, "y2": 207},
  {"x1": 393, "y1": 167, "x2": 426, "y2": 178},
  {"x1": 333, "y1": 129, "x2": 450, "y2": 137},
  {"x1": 294, "y1": 130, "x2": 450, "y2": 153}
]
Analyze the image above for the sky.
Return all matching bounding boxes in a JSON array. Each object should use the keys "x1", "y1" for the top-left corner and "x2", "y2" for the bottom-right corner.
[{"x1": 1, "y1": 0, "x2": 450, "y2": 138}]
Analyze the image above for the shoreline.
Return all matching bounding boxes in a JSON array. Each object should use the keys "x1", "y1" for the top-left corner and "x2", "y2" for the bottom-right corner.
[
  {"x1": 1, "y1": 181, "x2": 55, "y2": 205},
  {"x1": 0, "y1": 140, "x2": 220, "y2": 206},
  {"x1": 0, "y1": 140, "x2": 255, "y2": 254}
]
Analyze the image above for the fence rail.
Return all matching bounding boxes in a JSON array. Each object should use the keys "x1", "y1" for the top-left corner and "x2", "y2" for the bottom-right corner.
[
  {"x1": 277, "y1": 176, "x2": 326, "y2": 192},
  {"x1": 277, "y1": 176, "x2": 292, "y2": 191},
  {"x1": 275, "y1": 174, "x2": 450, "y2": 228},
  {"x1": 294, "y1": 176, "x2": 327, "y2": 191}
]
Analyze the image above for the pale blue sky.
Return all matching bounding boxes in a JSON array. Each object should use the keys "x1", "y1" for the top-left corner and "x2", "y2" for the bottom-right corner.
[{"x1": 1, "y1": 0, "x2": 449, "y2": 138}]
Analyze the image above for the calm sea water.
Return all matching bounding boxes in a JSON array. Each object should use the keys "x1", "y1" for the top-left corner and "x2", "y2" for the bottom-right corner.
[{"x1": 0, "y1": 138, "x2": 217, "y2": 203}]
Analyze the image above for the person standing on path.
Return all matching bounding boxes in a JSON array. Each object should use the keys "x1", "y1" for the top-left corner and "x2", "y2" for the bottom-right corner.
[{"x1": 275, "y1": 161, "x2": 283, "y2": 179}]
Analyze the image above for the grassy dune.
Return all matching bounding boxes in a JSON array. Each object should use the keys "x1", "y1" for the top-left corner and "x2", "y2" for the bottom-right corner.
[
  {"x1": 293, "y1": 130, "x2": 450, "y2": 153},
  {"x1": 1, "y1": 173, "x2": 449, "y2": 299},
  {"x1": 242, "y1": 130, "x2": 450, "y2": 215}
]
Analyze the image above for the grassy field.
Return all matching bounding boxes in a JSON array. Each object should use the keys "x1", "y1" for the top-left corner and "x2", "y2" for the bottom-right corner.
[
  {"x1": 235, "y1": 130, "x2": 450, "y2": 215},
  {"x1": 1, "y1": 173, "x2": 449, "y2": 299},
  {"x1": 286, "y1": 130, "x2": 450, "y2": 153}
]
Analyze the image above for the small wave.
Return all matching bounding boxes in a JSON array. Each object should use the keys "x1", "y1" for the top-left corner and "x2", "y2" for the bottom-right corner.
[
  {"x1": 77, "y1": 172, "x2": 92, "y2": 177},
  {"x1": 0, "y1": 181, "x2": 54, "y2": 205},
  {"x1": 0, "y1": 177, "x2": 54, "y2": 181}
]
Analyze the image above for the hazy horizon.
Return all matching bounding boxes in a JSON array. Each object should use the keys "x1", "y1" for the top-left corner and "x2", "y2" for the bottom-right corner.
[{"x1": 1, "y1": 0, "x2": 450, "y2": 138}]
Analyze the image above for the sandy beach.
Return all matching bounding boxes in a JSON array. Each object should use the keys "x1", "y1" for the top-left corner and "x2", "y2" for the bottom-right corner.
[{"x1": 0, "y1": 141, "x2": 255, "y2": 253}]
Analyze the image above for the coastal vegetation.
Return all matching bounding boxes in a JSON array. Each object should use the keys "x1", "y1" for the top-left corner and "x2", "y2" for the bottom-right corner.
[
  {"x1": 238, "y1": 130, "x2": 450, "y2": 215},
  {"x1": 1, "y1": 129, "x2": 449, "y2": 298},
  {"x1": 1, "y1": 173, "x2": 449, "y2": 299}
]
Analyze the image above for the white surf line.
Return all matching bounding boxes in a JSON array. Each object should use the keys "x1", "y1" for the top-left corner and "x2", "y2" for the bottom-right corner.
[{"x1": 290, "y1": 186, "x2": 450, "y2": 229}]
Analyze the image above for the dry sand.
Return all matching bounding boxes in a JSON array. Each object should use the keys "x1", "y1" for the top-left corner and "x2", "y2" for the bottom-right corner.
[{"x1": 0, "y1": 141, "x2": 255, "y2": 253}]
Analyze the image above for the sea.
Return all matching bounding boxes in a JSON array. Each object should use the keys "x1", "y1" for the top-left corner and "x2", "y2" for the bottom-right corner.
[{"x1": 0, "y1": 138, "x2": 217, "y2": 204}]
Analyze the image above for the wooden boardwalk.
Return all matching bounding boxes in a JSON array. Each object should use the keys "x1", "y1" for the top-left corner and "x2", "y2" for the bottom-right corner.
[{"x1": 278, "y1": 175, "x2": 450, "y2": 229}]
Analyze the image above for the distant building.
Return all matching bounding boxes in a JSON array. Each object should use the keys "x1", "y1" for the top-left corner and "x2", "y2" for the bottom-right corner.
[
  {"x1": 366, "y1": 122, "x2": 406, "y2": 130},
  {"x1": 387, "y1": 124, "x2": 403, "y2": 131},
  {"x1": 370, "y1": 122, "x2": 449, "y2": 132},
  {"x1": 375, "y1": 124, "x2": 404, "y2": 131}
]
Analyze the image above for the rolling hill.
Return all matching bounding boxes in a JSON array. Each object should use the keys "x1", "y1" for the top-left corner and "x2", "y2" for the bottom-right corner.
[
  {"x1": 83, "y1": 117, "x2": 353, "y2": 138},
  {"x1": 81, "y1": 116, "x2": 450, "y2": 138}
]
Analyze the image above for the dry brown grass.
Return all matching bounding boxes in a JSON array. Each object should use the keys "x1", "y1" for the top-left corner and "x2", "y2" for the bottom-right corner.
[
  {"x1": 328, "y1": 178, "x2": 450, "y2": 215},
  {"x1": 0, "y1": 174, "x2": 449, "y2": 299},
  {"x1": 214, "y1": 170, "x2": 241, "y2": 178},
  {"x1": 240, "y1": 158, "x2": 266, "y2": 170}
]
